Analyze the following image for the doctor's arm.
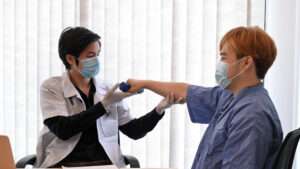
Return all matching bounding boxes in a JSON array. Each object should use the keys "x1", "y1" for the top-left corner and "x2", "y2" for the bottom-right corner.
[
  {"x1": 42, "y1": 86, "x2": 108, "y2": 140},
  {"x1": 119, "y1": 108, "x2": 164, "y2": 140},
  {"x1": 43, "y1": 83, "x2": 131, "y2": 140},
  {"x1": 119, "y1": 93, "x2": 182, "y2": 140},
  {"x1": 44, "y1": 104, "x2": 106, "y2": 140},
  {"x1": 126, "y1": 79, "x2": 189, "y2": 101}
]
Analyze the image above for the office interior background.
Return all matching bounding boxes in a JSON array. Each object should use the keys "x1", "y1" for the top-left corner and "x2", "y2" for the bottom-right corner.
[{"x1": 0, "y1": 0, "x2": 299, "y2": 168}]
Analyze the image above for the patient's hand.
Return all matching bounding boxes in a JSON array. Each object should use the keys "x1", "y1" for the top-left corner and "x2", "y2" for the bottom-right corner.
[{"x1": 126, "y1": 79, "x2": 145, "y2": 93}]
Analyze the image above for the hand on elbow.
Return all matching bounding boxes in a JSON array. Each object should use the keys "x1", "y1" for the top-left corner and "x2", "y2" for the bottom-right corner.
[{"x1": 155, "y1": 92, "x2": 185, "y2": 114}]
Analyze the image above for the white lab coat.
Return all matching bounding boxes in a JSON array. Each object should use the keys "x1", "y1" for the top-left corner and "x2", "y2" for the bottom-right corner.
[{"x1": 35, "y1": 72, "x2": 132, "y2": 168}]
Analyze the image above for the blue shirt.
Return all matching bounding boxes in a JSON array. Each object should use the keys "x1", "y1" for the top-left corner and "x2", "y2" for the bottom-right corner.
[{"x1": 187, "y1": 83, "x2": 282, "y2": 169}]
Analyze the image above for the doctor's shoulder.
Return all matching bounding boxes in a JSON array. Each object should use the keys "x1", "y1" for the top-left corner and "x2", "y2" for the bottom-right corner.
[{"x1": 40, "y1": 76, "x2": 64, "y2": 95}]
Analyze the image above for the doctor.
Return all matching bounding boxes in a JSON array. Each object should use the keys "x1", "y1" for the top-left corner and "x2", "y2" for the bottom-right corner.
[
  {"x1": 126, "y1": 26, "x2": 283, "y2": 169},
  {"x1": 35, "y1": 27, "x2": 182, "y2": 168}
]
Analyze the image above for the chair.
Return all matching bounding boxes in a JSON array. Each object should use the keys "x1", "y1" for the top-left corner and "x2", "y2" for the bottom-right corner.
[
  {"x1": 272, "y1": 128, "x2": 300, "y2": 169},
  {"x1": 16, "y1": 154, "x2": 140, "y2": 168}
]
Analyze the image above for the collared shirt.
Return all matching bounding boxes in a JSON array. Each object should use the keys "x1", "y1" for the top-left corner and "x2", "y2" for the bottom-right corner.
[{"x1": 186, "y1": 83, "x2": 283, "y2": 169}]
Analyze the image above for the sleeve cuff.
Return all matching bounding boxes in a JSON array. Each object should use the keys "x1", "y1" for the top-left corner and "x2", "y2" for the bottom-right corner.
[
  {"x1": 152, "y1": 108, "x2": 165, "y2": 120},
  {"x1": 91, "y1": 102, "x2": 107, "y2": 116}
]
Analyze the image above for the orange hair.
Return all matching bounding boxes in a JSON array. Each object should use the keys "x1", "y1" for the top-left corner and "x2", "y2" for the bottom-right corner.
[{"x1": 220, "y1": 26, "x2": 277, "y2": 79}]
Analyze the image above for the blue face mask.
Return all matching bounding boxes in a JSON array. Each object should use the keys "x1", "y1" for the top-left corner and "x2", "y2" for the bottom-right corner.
[
  {"x1": 215, "y1": 58, "x2": 248, "y2": 88},
  {"x1": 215, "y1": 61, "x2": 231, "y2": 88},
  {"x1": 79, "y1": 57, "x2": 100, "y2": 78}
]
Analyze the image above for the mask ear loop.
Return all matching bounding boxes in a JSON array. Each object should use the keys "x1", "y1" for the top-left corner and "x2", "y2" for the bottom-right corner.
[
  {"x1": 228, "y1": 28, "x2": 257, "y2": 82},
  {"x1": 228, "y1": 57, "x2": 250, "y2": 82},
  {"x1": 232, "y1": 28, "x2": 257, "y2": 82}
]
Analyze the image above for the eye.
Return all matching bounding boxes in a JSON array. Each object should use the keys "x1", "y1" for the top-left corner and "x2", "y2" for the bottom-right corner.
[{"x1": 87, "y1": 54, "x2": 96, "y2": 58}]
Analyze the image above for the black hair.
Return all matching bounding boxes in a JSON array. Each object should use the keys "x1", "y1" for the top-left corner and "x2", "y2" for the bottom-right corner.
[{"x1": 58, "y1": 27, "x2": 101, "y2": 69}]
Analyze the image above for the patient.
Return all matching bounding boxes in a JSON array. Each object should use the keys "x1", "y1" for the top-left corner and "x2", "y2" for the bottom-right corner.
[
  {"x1": 126, "y1": 26, "x2": 283, "y2": 169},
  {"x1": 35, "y1": 27, "x2": 183, "y2": 168}
]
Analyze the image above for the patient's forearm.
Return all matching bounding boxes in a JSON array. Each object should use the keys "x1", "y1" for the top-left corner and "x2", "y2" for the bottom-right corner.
[{"x1": 142, "y1": 80, "x2": 189, "y2": 99}]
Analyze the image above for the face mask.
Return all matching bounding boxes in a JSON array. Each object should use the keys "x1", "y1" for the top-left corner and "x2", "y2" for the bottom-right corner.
[
  {"x1": 215, "y1": 58, "x2": 248, "y2": 88},
  {"x1": 79, "y1": 57, "x2": 100, "y2": 78}
]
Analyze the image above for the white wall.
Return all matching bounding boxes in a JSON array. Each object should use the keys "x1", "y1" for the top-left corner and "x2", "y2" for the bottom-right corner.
[{"x1": 264, "y1": 0, "x2": 300, "y2": 136}]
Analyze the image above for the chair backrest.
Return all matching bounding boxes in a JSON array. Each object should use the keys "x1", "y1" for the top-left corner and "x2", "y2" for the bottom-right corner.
[
  {"x1": 273, "y1": 128, "x2": 300, "y2": 169},
  {"x1": 16, "y1": 131, "x2": 140, "y2": 168},
  {"x1": 0, "y1": 135, "x2": 16, "y2": 169},
  {"x1": 16, "y1": 154, "x2": 141, "y2": 168}
]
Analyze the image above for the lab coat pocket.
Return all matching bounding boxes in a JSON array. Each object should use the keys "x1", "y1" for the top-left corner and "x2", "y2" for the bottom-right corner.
[
  {"x1": 207, "y1": 130, "x2": 227, "y2": 155},
  {"x1": 99, "y1": 112, "x2": 118, "y2": 138}
]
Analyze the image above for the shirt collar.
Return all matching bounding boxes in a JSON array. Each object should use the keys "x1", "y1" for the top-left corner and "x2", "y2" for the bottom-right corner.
[
  {"x1": 62, "y1": 72, "x2": 78, "y2": 98},
  {"x1": 62, "y1": 72, "x2": 97, "y2": 98},
  {"x1": 234, "y1": 82, "x2": 264, "y2": 99}
]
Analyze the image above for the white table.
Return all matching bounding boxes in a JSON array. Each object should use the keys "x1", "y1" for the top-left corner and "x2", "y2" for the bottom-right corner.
[{"x1": 17, "y1": 167, "x2": 175, "y2": 169}]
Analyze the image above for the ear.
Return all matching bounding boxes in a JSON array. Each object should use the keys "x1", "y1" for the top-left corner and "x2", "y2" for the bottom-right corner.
[
  {"x1": 246, "y1": 56, "x2": 259, "y2": 79},
  {"x1": 244, "y1": 56, "x2": 254, "y2": 67},
  {"x1": 66, "y1": 54, "x2": 76, "y2": 67},
  {"x1": 243, "y1": 56, "x2": 257, "y2": 76}
]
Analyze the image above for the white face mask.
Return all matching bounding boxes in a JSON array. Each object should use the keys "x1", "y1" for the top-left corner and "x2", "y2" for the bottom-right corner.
[{"x1": 215, "y1": 57, "x2": 248, "y2": 88}]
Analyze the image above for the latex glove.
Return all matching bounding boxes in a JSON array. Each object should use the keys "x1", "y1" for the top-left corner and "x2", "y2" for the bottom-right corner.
[
  {"x1": 155, "y1": 92, "x2": 184, "y2": 115},
  {"x1": 101, "y1": 83, "x2": 136, "y2": 110}
]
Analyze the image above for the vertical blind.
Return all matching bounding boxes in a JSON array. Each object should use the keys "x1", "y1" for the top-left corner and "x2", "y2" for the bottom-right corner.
[{"x1": 0, "y1": 0, "x2": 265, "y2": 168}]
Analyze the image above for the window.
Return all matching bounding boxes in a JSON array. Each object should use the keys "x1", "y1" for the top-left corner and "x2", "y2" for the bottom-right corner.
[{"x1": 0, "y1": 0, "x2": 266, "y2": 168}]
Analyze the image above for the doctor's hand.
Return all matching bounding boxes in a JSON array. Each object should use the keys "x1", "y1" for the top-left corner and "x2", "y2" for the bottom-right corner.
[
  {"x1": 156, "y1": 92, "x2": 184, "y2": 115},
  {"x1": 101, "y1": 83, "x2": 136, "y2": 109}
]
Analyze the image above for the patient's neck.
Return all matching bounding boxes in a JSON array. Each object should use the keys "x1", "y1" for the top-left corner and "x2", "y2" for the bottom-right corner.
[{"x1": 228, "y1": 74, "x2": 260, "y2": 95}]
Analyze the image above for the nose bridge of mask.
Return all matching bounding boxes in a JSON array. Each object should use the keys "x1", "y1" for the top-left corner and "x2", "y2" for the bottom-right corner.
[{"x1": 80, "y1": 57, "x2": 98, "y2": 65}]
